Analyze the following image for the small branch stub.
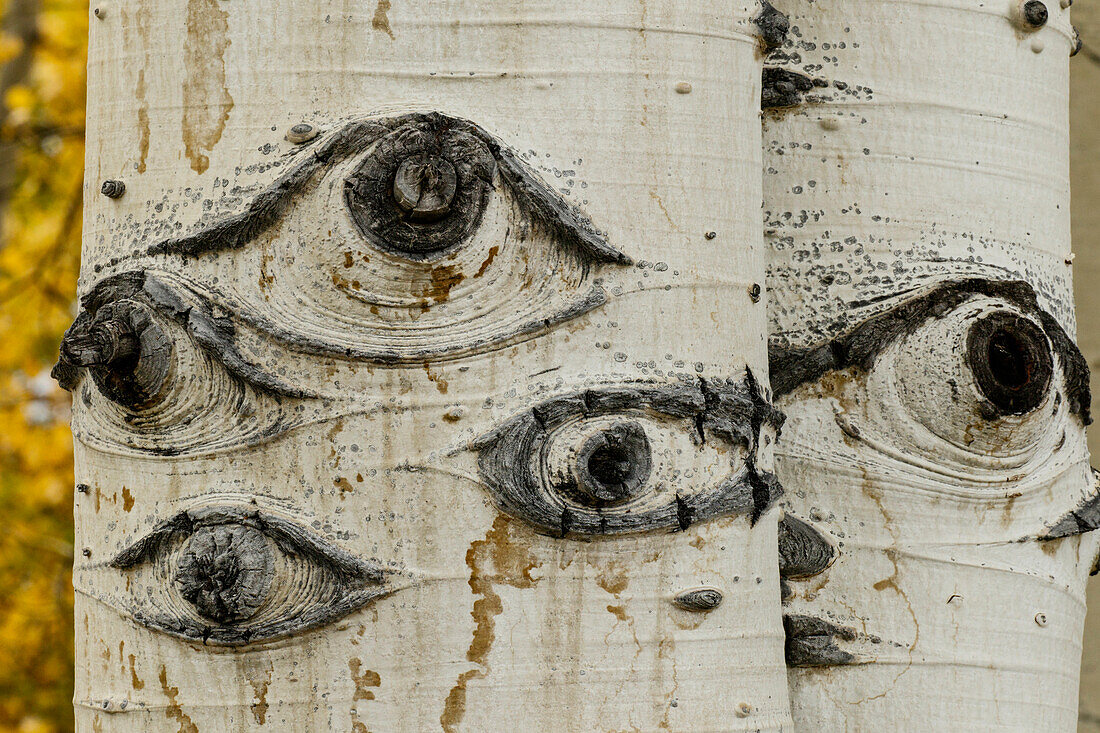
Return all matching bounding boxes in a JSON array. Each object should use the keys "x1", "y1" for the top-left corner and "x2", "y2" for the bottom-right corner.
[
  {"x1": 1014, "y1": 0, "x2": 1049, "y2": 30},
  {"x1": 100, "y1": 179, "x2": 125, "y2": 199},
  {"x1": 286, "y1": 122, "x2": 319, "y2": 144},
  {"x1": 392, "y1": 155, "x2": 458, "y2": 222},
  {"x1": 673, "y1": 587, "x2": 724, "y2": 612},
  {"x1": 1035, "y1": 612, "x2": 1049, "y2": 627}
]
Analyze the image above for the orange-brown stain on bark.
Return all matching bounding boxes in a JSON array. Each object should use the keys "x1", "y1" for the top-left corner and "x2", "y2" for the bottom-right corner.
[
  {"x1": 423, "y1": 362, "x2": 449, "y2": 394},
  {"x1": 182, "y1": 0, "x2": 233, "y2": 174},
  {"x1": 594, "y1": 560, "x2": 630, "y2": 596},
  {"x1": 424, "y1": 265, "x2": 465, "y2": 304},
  {"x1": 473, "y1": 246, "x2": 499, "y2": 278},
  {"x1": 334, "y1": 477, "x2": 355, "y2": 499},
  {"x1": 372, "y1": 0, "x2": 395, "y2": 39},
  {"x1": 129, "y1": 653, "x2": 144, "y2": 690},
  {"x1": 159, "y1": 665, "x2": 199, "y2": 733},
  {"x1": 440, "y1": 516, "x2": 542, "y2": 732},
  {"x1": 122, "y1": 486, "x2": 134, "y2": 512},
  {"x1": 135, "y1": 70, "x2": 150, "y2": 173},
  {"x1": 247, "y1": 662, "x2": 272, "y2": 724},
  {"x1": 349, "y1": 658, "x2": 382, "y2": 701}
]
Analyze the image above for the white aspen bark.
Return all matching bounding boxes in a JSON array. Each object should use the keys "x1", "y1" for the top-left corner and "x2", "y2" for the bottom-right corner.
[
  {"x1": 65, "y1": 1, "x2": 792, "y2": 730},
  {"x1": 763, "y1": 0, "x2": 1098, "y2": 729}
]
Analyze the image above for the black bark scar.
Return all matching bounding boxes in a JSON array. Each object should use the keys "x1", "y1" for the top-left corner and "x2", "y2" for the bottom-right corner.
[
  {"x1": 779, "y1": 514, "x2": 836, "y2": 579},
  {"x1": 783, "y1": 614, "x2": 858, "y2": 667}
]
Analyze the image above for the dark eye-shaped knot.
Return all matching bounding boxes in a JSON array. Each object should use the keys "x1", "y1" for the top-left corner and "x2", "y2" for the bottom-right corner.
[
  {"x1": 473, "y1": 377, "x2": 784, "y2": 538},
  {"x1": 101, "y1": 504, "x2": 408, "y2": 646},
  {"x1": 344, "y1": 116, "x2": 495, "y2": 257},
  {"x1": 966, "y1": 312, "x2": 1053, "y2": 416},
  {"x1": 174, "y1": 524, "x2": 273, "y2": 623},
  {"x1": 118, "y1": 112, "x2": 632, "y2": 367},
  {"x1": 53, "y1": 297, "x2": 172, "y2": 411},
  {"x1": 559, "y1": 421, "x2": 653, "y2": 507}
]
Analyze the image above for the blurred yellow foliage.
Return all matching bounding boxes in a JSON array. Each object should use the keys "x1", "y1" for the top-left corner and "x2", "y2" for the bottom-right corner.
[{"x1": 0, "y1": 0, "x2": 87, "y2": 730}]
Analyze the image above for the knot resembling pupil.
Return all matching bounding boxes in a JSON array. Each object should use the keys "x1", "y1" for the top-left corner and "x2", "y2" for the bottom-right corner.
[
  {"x1": 174, "y1": 524, "x2": 274, "y2": 624},
  {"x1": 570, "y1": 421, "x2": 652, "y2": 506},
  {"x1": 966, "y1": 312, "x2": 1053, "y2": 416},
  {"x1": 344, "y1": 113, "x2": 495, "y2": 258},
  {"x1": 392, "y1": 155, "x2": 458, "y2": 222}
]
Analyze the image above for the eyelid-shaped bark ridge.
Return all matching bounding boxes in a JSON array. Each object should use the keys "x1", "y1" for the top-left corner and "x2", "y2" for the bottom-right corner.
[
  {"x1": 110, "y1": 504, "x2": 380, "y2": 582},
  {"x1": 145, "y1": 111, "x2": 630, "y2": 266},
  {"x1": 768, "y1": 278, "x2": 1091, "y2": 423}
]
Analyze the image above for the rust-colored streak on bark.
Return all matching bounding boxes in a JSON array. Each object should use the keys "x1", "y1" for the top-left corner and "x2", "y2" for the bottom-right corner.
[
  {"x1": 182, "y1": 0, "x2": 233, "y2": 174},
  {"x1": 128, "y1": 653, "x2": 144, "y2": 689},
  {"x1": 473, "y1": 245, "x2": 499, "y2": 278},
  {"x1": 424, "y1": 265, "x2": 465, "y2": 304},
  {"x1": 248, "y1": 663, "x2": 272, "y2": 724},
  {"x1": 135, "y1": 70, "x2": 150, "y2": 173},
  {"x1": 122, "y1": 486, "x2": 134, "y2": 512},
  {"x1": 349, "y1": 658, "x2": 382, "y2": 701},
  {"x1": 372, "y1": 0, "x2": 395, "y2": 39},
  {"x1": 158, "y1": 666, "x2": 199, "y2": 733},
  {"x1": 594, "y1": 560, "x2": 629, "y2": 596},
  {"x1": 423, "y1": 363, "x2": 449, "y2": 394},
  {"x1": 441, "y1": 516, "x2": 541, "y2": 732}
]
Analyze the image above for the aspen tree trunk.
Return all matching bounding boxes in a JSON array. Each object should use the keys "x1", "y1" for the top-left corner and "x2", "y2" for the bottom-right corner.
[
  {"x1": 61, "y1": 1, "x2": 792, "y2": 730},
  {"x1": 763, "y1": 0, "x2": 1098, "y2": 729}
]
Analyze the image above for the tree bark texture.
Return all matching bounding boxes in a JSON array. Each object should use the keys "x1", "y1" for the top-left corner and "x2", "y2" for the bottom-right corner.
[{"x1": 64, "y1": 1, "x2": 792, "y2": 730}]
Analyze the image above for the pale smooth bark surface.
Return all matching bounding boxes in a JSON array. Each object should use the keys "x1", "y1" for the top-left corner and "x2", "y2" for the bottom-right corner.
[
  {"x1": 66, "y1": 1, "x2": 791, "y2": 730},
  {"x1": 764, "y1": 0, "x2": 1097, "y2": 729}
]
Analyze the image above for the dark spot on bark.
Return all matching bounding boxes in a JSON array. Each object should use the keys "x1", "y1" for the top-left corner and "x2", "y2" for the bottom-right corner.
[
  {"x1": 100, "y1": 179, "x2": 125, "y2": 198},
  {"x1": 673, "y1": 587, "x2": 723, "y2": 611},
  {"x1": 1023, "y1": 0, "x2": 1048, "y2": 28},
  {"x1": 762, "y1": 68, "x2": 815, "y2": 109},
  {"x1": 966, "y1": 312, "x2": 1052, "y2": 416},
  {"x1": 779, "y1": 514, "x2": 836, "y2": 579}
]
